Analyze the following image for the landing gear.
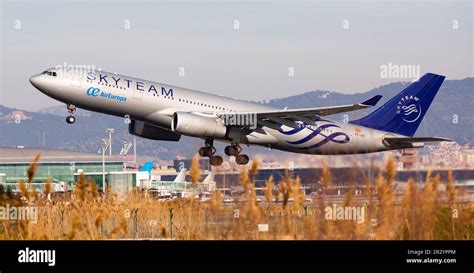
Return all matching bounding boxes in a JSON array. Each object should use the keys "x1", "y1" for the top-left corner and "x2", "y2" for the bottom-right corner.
[
  {"x1": 199, "y1": 146, "x2": 214, "y2": 157},
  {"x1": 66, "y1": 104, "x2": 76, "y2": 124},
  {"x1": 235, "y1": 154, "x2": 250, "y2": 165},
  {"x1": 224, "y1": 144, "x2": 249, "y2": 165},
  {"x1": 210, "y1": 155, "x2": 223, "y2": 166},
  {"x1": 66, "y1": 115, "x2": 76, "y2": 124},
  {"x1": 198, "y1": 141, "x2": 250, "y2": 166},
  {"x1": 224, "y1": 144, "x2": 241, "y2": 156},
  {"x1": 199, "y1": 139, "x2": 223, "y2": 166}
]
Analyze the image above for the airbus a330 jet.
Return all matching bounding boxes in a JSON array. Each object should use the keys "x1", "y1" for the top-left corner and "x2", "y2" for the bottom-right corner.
[{"x1": 30, "y1": 67, "x2": 451, "y2": 166}]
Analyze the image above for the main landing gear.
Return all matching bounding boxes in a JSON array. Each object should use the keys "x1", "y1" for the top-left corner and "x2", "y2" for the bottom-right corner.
[
  {"x1": 224, "y1": 144, "x2": 249, "y2": 165},
  {"x1": 199, "y1": 141, "x2": 249, "y2": 166},
  {"x1": 199, "y1": 139, "x2": 223, "y2": 166},
  {"x1": 66, "y1": 104, "x2": 76, "y2": 124}
]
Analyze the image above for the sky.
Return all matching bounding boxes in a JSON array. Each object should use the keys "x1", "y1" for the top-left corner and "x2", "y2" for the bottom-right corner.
[{"x1": 0, "y1": 0, "x2": 472, "y2": 111}]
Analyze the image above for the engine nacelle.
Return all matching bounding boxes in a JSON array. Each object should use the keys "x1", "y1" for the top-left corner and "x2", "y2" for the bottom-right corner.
[
  {"x1": 171, "y1": 112, "x2": 227, "y2": 139},
  {"x1": 128, "y1": 120, "x2": 181, "y2": 141}
]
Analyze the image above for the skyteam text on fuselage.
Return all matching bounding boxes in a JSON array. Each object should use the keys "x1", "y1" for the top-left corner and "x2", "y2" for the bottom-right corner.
[{"x1": 30, "y1": 67, "x2": 452, "y2": 166}]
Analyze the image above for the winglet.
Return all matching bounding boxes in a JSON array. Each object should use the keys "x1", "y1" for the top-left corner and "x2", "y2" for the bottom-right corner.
[{"x1": 360, "y1": 95, "x2": 383, "y2": 107}]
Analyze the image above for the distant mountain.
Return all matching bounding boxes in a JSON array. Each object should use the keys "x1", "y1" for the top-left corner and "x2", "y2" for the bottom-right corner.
[{"x1": 0, "y1": 77, "x2": 472, "y2": 160}]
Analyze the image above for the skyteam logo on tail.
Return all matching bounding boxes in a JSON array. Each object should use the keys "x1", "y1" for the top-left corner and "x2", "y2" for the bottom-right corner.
[{"x1": 397, "y1": 95, "x2": 421, "y2": 123}]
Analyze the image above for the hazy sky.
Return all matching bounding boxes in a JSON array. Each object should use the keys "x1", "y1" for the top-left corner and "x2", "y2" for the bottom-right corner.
[{"x1": 1, "y1": 0, "x2": 472, "y2": 111}]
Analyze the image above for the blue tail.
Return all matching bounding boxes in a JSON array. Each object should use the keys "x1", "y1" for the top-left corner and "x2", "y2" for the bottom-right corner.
[
  {"x1": 139, "y1": 161, "x2": 154, "y2": 174},
  {"x1": 350, "y1": 73, "x2": 445, "y2": 137}
]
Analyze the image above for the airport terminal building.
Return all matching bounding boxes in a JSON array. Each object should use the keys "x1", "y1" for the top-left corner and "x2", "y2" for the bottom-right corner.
[{"x1": 0, "y1": 147, "x2": 134, "y2": 191}]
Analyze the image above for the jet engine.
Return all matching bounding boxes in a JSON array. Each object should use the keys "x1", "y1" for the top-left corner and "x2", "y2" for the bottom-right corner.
[{"x1": 171, "y1": 112, "x2": 227, "y2": 139}]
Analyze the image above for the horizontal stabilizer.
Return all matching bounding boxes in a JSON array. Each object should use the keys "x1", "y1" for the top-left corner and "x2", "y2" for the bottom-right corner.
[
  {"x1": 384, "y1": 137, "x2": 453, "y2": 143},
  {"x1": 383, "y1": 136, "x2": 453, "y2": 148}
]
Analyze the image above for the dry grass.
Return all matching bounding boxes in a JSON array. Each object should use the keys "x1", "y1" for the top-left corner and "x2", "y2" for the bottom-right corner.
[
  {"x1": 0, "y1": 155, "x2": 472, "y2": 240},
  {"x1": 190, "y1": 154, "x2": 201, "y2": 184}
]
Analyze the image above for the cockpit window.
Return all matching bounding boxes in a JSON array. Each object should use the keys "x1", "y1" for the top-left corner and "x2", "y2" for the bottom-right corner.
[{"x1": 44, "y1": 71, "x2": 57, "y2": 77}]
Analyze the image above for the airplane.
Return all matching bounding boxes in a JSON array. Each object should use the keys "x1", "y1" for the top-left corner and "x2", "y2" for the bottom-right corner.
[
  {"x1": 30, "y1": 67, "x2": 452, "y2": 166},
  {"x1": 146, "y1": 168, "x2": 215, "y2": 199}
]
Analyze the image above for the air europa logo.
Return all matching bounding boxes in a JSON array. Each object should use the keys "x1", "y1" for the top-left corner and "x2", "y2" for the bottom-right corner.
[
  {"x1": 86, "y1": 87, "x2": 100, "y2": 96},
  {"x1": 396, "y1": 95, "x2": 421, "y2": 123},
  {"x1": 86, "y1": 87, "x2": 127, "y2": 102}
]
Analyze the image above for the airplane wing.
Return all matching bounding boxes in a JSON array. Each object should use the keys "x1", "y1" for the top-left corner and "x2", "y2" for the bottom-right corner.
[
  {"x1": 239, "y1": 95, "x2": 382, "y2": 129},
  {"x1": 383, "y1": 136, "x2": 453, "y2": 148}
]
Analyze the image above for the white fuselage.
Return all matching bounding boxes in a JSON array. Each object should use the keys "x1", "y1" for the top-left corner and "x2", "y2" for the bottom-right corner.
[{"x1": 30, "y1": 68, "x2": 400, "y2": 155}]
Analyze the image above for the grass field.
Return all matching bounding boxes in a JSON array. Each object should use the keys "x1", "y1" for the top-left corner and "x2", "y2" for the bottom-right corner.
[{"x1": 0, "y1": 155, "x2": 472, "y2": 240}]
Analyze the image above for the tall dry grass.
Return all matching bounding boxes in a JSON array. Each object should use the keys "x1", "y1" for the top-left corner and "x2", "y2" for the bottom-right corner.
[{"x1": 0, "y1": 155, "x2": 472, "y2": 240}]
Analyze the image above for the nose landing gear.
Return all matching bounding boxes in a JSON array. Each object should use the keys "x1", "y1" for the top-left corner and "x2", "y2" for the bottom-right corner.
[
  {"x1": 66, "y1": 115, "x2": 76, "y2": 124},
  {"x1": 66, "y1": 104, "x2": 76, "y2": 124}
]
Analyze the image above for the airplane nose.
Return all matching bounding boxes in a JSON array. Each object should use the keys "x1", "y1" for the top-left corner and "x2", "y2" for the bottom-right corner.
[
  {"x1": 29, "y1": 75, "x2": 39, "y2": 86},
  {"x1": 29, "y1": 74, "x2": 48, "y2": 93}
]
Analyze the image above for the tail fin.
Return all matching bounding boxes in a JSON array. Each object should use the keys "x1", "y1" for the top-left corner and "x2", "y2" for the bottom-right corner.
[
  {"x1": 350, "y1": 73, "x2": 445, "y2": 137},
  {"x1": 202, "y1": 171, "x2": 214, "y2": 184},
  {"x1": 139, "y1": 161, "x2": 154, "y2": 174},
  {"x1": 173, "y1": 168, "x2": 187, "y2": 183}
]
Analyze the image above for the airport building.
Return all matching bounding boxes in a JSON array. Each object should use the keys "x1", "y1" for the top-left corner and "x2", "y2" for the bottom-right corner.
[
  {"x1": 173, "y1": 158, "x2": 211, "y2": 171},
  {"x1": 0, "y1": 147, "x2": 133, "y2": 192}
]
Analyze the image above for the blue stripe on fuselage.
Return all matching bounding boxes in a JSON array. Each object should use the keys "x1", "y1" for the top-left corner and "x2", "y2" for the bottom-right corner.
[{"x1": 287, "y1": 123, "x2": 339, "y2": 144}]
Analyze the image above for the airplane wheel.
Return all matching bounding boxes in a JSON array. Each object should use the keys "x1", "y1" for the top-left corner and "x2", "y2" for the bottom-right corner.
[
  {"x1": 66, "y1": 115, "x2": 76, "y2": 124},
  {"x1": 224, "y1": 145, "x2": 240, "y2": 156},
  {"x1": 210, "y1": 155, "x2": 223, "y2": 166},
  {"x1": 199, "y1": 147, "x2": 213, "y2": 157},
  {"x1": 235, "y1": 154, "x2": 249, "y2": 165}
]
